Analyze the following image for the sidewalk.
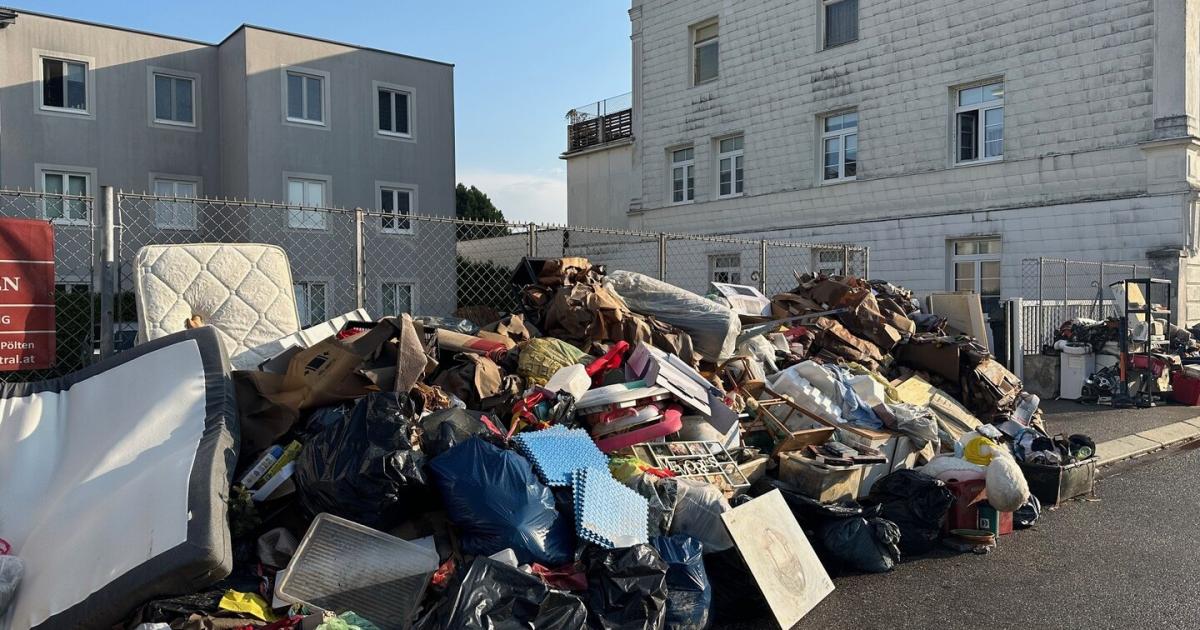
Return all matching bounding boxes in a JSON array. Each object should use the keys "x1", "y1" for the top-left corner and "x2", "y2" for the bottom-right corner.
[{"x1": 1041, "y1": 398, "x2": 1200, "y2": 465}]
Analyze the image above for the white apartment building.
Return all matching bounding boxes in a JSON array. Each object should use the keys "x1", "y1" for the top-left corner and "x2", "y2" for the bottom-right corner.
[{"x1": 564, "y1": 0, "x2": 1200, "y2": 326}]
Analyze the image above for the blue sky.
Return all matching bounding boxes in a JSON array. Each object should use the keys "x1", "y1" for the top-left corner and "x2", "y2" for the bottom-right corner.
[{"x1": 20, "y1": 0, "x2": 632, "y2": 223}]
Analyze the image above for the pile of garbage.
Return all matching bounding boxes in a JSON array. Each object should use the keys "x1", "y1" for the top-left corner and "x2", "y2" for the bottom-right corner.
[{"x1": 1, "y1": 255, "x2": 1097, "y2": 630}]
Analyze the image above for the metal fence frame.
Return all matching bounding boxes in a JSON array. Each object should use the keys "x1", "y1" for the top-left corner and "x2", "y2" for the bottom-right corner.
[
  {"x1": 1016, "y1": 256, "x2": 1152, "y2": 355},
  {"x1": 0, "y1": 185, "x2": 868, "y2": 381}
]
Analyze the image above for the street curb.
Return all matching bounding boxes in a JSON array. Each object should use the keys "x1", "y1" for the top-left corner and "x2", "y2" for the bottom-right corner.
[{"x1": 1095, "y1": 415, "x2": 1200, "y2": 466}]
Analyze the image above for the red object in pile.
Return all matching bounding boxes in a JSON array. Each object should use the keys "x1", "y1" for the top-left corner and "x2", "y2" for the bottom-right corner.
[
  {"x1": 943, "y1": 478, "x2": 988, "y2": 532},
  {"x1": 1171, "y1": 372, "x2": 1200, "y2": 406}
]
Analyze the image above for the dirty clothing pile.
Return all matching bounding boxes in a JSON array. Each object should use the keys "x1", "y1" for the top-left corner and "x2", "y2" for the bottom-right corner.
[{"x1": 0, "y1": 247, "x2": 1097, "y2": 630}]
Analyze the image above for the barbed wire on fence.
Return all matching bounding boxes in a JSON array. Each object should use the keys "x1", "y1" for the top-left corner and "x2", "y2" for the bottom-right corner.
[{"x1": 0, "y1": 187, "x2": 868, "y2": 381}]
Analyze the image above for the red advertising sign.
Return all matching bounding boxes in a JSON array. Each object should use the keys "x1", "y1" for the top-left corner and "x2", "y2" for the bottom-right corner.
[{"x1": 0, "y1": 217, "x2": 56, "y2": 370}]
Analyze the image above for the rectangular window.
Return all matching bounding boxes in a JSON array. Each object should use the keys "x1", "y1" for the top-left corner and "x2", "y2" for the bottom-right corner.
[
  {"x1": 823, "y1": 0, "x2": 859, "y2": 48},
  {"x1": 710, "y1": 253, "x2": 742, "y2": 284},
  {"x1": 377, "y1": 87, "x2": 411, "y2": 136},
  {"x1": 152, "y1": 179, "x2": 198, "y2": 229},
  {"x1": 955, "y1": 82, "x2": 1004, "y2": 164},
  {"x1": 815, "y1": 248, "x2": 847, "y2": 276},
  {"x1": 286, "y1": 177, "x2": 328, "y2": 230},
  {"x1": 671, "y1": 148, "x2": 696, "y2": 204},
  {"x1": 286, "y1": 71, "x2": 325, "y2": 124},
  {"x1": 950, "y1": 238, "x2": 1002, "y2": 297},
  {"x1": 41, "y1": 170, "x2": 88, "y2": 223},
  {"x1": 717, "y1": 136, "x2": 744, "y2": 198},
  {"x1": 294, "y1": 281, "x2": 327, "y2": 327},
  {"x1": 692, "y1": 20, "x2": 719, "y2": 86},
  {"x1": 380, "y1": 186, "x2": 413, "y2": 233},
  {"x1": 382, "y1": 282, "x2": 414, "y2": 315},
  {"x1": 822, "y1": 111, "x2": 858, "y2": 182},
  {"x1": 41, "y1": 57, "x2": 87, "y2": 112},
  {"x1": 153, "y1": 73, "x2": 195, "y2": 126}
]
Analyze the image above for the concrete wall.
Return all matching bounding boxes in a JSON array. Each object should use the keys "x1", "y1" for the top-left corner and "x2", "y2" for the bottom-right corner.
[
  {"x1": 628, "y1": 0, "x2": 1161, "y2": 233},
  {"x1": 0, "y1": 12, "x2": 221, "y2": 192},
  {"x1": 565, "y1": 140, "x2": 634, "y2": 228}
]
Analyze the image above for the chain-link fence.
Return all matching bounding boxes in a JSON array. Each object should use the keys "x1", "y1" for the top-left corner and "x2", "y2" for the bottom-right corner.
[
  {"x1": 1017, "y1": 257, "x2": 1152, "y2": 354},
  {"x1": 0, "y1": 186, "x2": 868, "y2": 381}
]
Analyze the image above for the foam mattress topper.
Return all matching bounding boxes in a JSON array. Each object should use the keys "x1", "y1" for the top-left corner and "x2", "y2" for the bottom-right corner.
[{"x1": 0, "y1": 327, "x2": 238, "y2": 630}]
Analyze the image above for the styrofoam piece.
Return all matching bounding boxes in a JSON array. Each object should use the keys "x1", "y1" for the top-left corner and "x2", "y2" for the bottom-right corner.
[
  {"x1": 577, "y1": 381, "x2": 671, "y2": 411},
  {"x1": 279, "y1": 513, "x2": 440, "y2": 630},
  {"x1": 542, "y1": 363, "x2": 591, "y2": 400},
  {"x1": 572, "y1": 468, "x2": 650, "y2": 549}
]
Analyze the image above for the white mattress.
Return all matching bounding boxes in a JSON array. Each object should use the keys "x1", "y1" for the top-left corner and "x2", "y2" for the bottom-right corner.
[
  {"x1": 0, "y1": 328, "x2": 236, "y2": 630},
  {"x1": 134, "y1": 243, "x2": 301, "y2": 370}
]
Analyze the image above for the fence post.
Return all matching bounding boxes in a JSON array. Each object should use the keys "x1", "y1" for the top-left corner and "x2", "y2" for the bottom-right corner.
[
  {"x1": 658, "y1": 233, "x2": 667, "y2": 281},
  {"x1": 354, "y1": 208, "x2": 365, "y2": 310},
  {"x1": 527, "y1": 222, "x2": 537, "y2": 258},
  {"x1": 842, "y1": 244, "x2": 850, "y2": 276},
  {"x1": 864, "y1": 247, "x2": 870, "y2": 279},
  {"x1": 99, "y1": 186, "x2": 116, "y2": 359},
  {"x1": 1098, "y1": 264, "x2": 1105, "y2": 318},
  {"x1": 758, "y1": 240, "x2": 768, "y2": 293}
]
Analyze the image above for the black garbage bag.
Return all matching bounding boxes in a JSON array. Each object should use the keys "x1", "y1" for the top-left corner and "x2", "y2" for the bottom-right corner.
[
  {"x1": 418, "y1": 556, "x2": 588, "y2": 630},
  {"x1": 585, "y1": 544, "x2": 669, "y2": 630},
  {"x1": 419, "y1": 407, "x2": 498, "y2": 457},
  {"x1": 649, "y1": 536, "x2": 711, "y2": 630},
  {"x1": 429, "y1": 436, "x2": 574, "y2": 566},
  {"x1": 819, "y1": 515, "x2": 901, "y2": 574},
  {"x1": 1014, "y1": 493, "x2": 1042, "y2": 529},
  {"x1": 862, "y1": 469, "x2": 955, "y2": 555},
  {"x1": 293, "y1": 392, "x2": 428, "y2": 529}
]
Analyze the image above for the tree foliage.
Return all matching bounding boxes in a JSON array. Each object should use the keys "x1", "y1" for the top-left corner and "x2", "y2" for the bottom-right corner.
[{"x1": 456, "y1": 183, "x2": 511, "y2": 240}]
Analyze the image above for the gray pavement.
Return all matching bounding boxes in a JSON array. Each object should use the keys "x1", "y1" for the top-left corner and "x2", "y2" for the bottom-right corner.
[
  {"x1": 718, "y1": 441, "x2": 1200, "y2": 630},
  {"x1": 1039, "y1": 397, "x2": 1199, "y2": 443}
]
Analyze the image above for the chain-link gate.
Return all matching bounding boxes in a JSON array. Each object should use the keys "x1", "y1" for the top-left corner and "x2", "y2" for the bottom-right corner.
[
  {"x1": 1017, "y1": 257, "x2": 1152, "y2": 355},
  {"x1": 0, "y1": 186, "x2": 868, "y2": 381}
]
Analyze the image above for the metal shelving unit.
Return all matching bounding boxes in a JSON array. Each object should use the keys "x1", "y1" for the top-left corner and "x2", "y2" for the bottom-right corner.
[{"x1": 1115, "y1": 278, "x2": 1173, "y2": 408}]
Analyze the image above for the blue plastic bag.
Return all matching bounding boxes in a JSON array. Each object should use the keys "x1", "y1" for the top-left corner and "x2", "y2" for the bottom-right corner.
[
  {"x1": 430, "y1": 437, "x2": 573, "y2": 566},
  {"x1": 650, "y1": 535, "x2": 711, "y2": 630}
]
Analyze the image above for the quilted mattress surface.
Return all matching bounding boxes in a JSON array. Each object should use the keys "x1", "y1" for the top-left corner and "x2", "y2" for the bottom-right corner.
[
  {"x1": 134, "y1": 243, "x2": 301, "y2": 369},
  {"x1": 0, "y1": 327, "x2": 238, "y2": 630}
]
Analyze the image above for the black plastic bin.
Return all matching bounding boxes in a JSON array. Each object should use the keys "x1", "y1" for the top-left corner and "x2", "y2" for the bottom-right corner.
[{"x1": 1019, "y1": 458, "x2": 1097, "y2": 505}]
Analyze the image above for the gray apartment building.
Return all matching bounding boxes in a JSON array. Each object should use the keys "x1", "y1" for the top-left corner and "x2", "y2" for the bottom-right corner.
[
  {"x1": 0, "y1": 8, "x2": 456, "y2": 324},
  {"x1": 565, "y1": 0, "x2": 1200, "y2": 328}
]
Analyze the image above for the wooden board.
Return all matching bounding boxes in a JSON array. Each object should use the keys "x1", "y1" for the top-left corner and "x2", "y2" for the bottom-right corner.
[{"x1": 721, "y1": 490, "x2": 835, "y2": 629}]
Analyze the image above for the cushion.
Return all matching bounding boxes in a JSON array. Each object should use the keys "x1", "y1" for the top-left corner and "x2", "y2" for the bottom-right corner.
[{"x1": 0, "y1": 327, "x2": 238, "y2": 630}]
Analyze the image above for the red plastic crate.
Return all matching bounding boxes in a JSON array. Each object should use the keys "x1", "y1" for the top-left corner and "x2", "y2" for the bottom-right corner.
[
  {"x1": 944, "y1": 478, "x2": 987, "y2": 532},
  {"x1": 1172, "y1": 372, "x2": 1200, "y2": 406}
]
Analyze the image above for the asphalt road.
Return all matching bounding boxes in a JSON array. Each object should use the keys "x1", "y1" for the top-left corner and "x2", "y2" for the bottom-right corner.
[
  {"x1": 717, "y1": 442, "x2": 1200, "y2": 630},
  {"x1": 1040, "y1": 398, "x2": 1199, "y2": 443}
]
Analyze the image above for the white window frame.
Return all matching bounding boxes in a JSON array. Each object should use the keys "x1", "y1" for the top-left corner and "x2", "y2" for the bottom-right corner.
[
  {"x1": 147, "y1": 67, "x2": 199, "y2": 130},
  {"x1": 821, "y1": 0, "x2": 859, "y2": 50},
  {"x1": 34, "y1": 50, "x2": 94, "y2": 118},
  {"x1": 35, "y1": 163, "x2": 94, "y2": 225},
  {"x1": 373, "y1": 80, "x2": 415, "y2": 141},
  {"x1": 294, "y1": 280, "x2": 329, "y2": 327},
  {"x1": 281, "y1": 66, "x2": 330, "y2": 128},
  {"x1": 709, "y1": 252, "x2": 742, "y2": 284},
  {"x1": 820, "y1": 110, "x2": 858, "y2": 183},
  {"x1": 381, "y1": 281, "x2": 417, "y2": 316},
  {"x1": 377, "y1": 181, "x2": 417, "y2": 235},
  {"x1": 813, "y1": 247, "x2": 848, "y2": 276},
  {"x1": 948, "y1": 238, "x2": 1003, "y2": 297},
  {"x1": 669, "y1": 147, "x2": 696, "y2": 205},
  {"x1": 716, "y1": 135, "x2": 745, "y2": 199},
  {"x1": 150, "y1": 174, "x2": 201, "y2": 230},
  {"x1": 691, "y1": 19, "x2": 719, "y2": 87},
  {"x1": 953, "y1": 80, "x2": 1004, "y2": 165},
  {"x1": 284, "y1": 172, "x2": 331, "y2": 231}
]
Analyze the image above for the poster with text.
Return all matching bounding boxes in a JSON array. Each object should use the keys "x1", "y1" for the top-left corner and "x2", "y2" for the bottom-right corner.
[{"x1": 0, "y1": 217, "x2": 55, "y2": 370}]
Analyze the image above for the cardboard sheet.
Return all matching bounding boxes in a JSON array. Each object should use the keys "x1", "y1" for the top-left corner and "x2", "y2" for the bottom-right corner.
[{"x1": 721, "y1": 490, "x2": 834, "y2": 628}]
